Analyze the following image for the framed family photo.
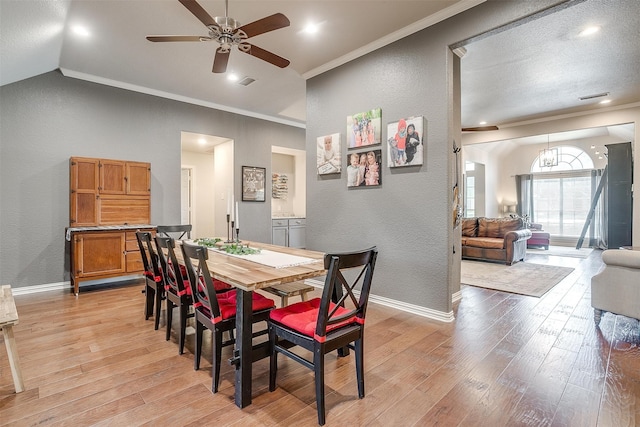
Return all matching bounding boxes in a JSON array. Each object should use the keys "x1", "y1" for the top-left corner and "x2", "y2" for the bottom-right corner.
[
  {"x1": 387, "y1": 116, "x2": 425, "y2": 167},
  {"x1": 317, "y1": 133, "x2": 341, "y2": 175},
  {"x1": 346, "y1": 149, "x2": 382, "y2": 188},
  {"x1": 346, "y1": 108, "x2": 382, "y2": 149},
  {"x1": 241, "y1": 166, "x2": 266, "y2": 201}
]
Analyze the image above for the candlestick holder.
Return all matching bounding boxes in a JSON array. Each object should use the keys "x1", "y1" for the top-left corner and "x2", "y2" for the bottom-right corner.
[
  {"x1": 227, "y1": 220, "x2": 235, "y2": 243},
  {"x1": 235, "y1": 228, "x2": 240, "y2": 244},
  {"x1": 225, "y1": 214, "x2": 232, "y2": 243}
]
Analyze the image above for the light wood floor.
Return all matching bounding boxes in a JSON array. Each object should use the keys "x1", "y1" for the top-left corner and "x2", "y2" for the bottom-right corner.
[{"x1": 1, "y1": 249, "x2": 639, "y2": 426}]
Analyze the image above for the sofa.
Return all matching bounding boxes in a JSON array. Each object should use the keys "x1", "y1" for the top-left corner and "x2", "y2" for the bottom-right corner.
[
  {"x1": 591, "y1": 249, "x2": 640, "y2": 326},
  {"x1": 461, "y1": 217, "x2": 532, "y2": 265}
]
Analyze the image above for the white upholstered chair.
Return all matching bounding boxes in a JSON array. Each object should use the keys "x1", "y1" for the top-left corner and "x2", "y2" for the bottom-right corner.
[{"x1": 591, "y1": 249, "x2": 640, "y2": 325}]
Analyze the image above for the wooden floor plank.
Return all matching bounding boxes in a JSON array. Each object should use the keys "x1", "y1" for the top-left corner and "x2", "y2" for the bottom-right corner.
[{"x1": 2, "y1": 249, "x2": 639, "y2": 426}]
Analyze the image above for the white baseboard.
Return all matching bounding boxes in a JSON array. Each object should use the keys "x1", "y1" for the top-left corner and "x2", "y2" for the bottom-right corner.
[
  {"x1": 11, "y1": 275, "x2": 144, "y2": 296},
  {"x1": 11, "y1": 281, "x2": 69, "y2": 296},
  {"x1": 304, "y1": 279, "x2": 455, "y2": 323},
  {"x1": 452, "y1": 290, "x2": 462, "y2": 303},
  {"x1": 15, "y1": 277, "x2": 455, "y2": 323}
]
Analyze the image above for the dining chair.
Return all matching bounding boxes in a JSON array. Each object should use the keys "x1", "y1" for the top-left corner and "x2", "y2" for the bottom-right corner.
[
  {"x1": 154, "y1": 235, "x2": 194, "y2": 355},
  {"x1": 156, "y1": 224, "x2": 192, "y2": 240},
  {"x1": 136, "y1": 231, "x2": 164, "y2": 330},
  {"x1": 180, "y1": 242, "x2": 275, "y2": 393},
  {"x1": 268, "y1": 247, "x2": 378, "y2": 426}
]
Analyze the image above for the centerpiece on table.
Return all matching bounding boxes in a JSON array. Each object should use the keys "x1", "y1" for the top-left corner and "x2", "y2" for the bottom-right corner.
[{"x1": 193, "y1": 237, "x2": 260, "y2": 255}]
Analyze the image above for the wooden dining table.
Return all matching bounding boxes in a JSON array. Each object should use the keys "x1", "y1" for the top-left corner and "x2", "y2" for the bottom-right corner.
[{"x1": 175, "y1": 240, "x2": 326, "y2": 408}]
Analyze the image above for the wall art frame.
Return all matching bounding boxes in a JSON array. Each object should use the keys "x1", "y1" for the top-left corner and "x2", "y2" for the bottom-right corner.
[
  {"x1": 387, "y1": 116, "x2": 425, "y2": 167},
  {"x1": 241, "y1": 166, "x2": 266, "y2": 202},
  {"x1": 346, "y1": 149, "x2": 382, "y2": 187},
  {"x1": 316, "y1": 133, "x2": 342, "y2": 175},
  {"x1": 346, "y1": 108, "x2": 382, "y2": 149}
]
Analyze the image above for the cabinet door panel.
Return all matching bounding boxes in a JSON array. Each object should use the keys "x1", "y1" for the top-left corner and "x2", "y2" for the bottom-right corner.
[
  {"x1": 126, "y1": 162, "x2": 151, "y2": 195},
  {"x1": 71, "y1": 193, "x2": 99, "y2": 226},
  {"x1": 272, "y1": 227, "x2": 287, "y2": 247},
  {"x1": 70, "y1": 157, "x2": 99, "y2": 226},
  {"x1": 100, "y1": 160, "x2": 126, "y2": 194},
  {"x1": 76, "y1": 233, "x2": 125, "y2": 276},
  {"x1": 71, "y1": 158, "x2": 99, "y2": 191},
  {"x1": 288, "y1": 226, "x2": 306, "y2": 249}
]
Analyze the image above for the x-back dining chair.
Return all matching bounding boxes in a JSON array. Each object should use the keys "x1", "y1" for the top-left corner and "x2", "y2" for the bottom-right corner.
[
  {"x1": 154, "y1": 235, "x2": 194, "y2": 355},
  {"x1": 136, "y1": 231, "x2": 164, "y2": 330},
  {"x1": 181, "y1": 242, "x2": 275, "y2": 393},
  {"x1": 156, "y1": 224, "x2": 192, "y2": 240},
  {"x1": 268, "y1": 246, "x2": 378, "y2": 425}
]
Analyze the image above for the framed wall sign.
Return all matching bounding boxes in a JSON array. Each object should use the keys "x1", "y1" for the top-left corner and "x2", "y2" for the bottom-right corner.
[{"x1": 242, "y1": 166, "x2": 266, "y2": 201}]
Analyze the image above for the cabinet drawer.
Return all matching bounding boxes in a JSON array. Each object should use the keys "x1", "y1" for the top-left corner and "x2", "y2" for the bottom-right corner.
[
  {"x1": 126, "y1": 251, "x2": 144, "y2": 273},
  {"x1": 288, "y1": 218, "x2": 306, "y2": 226},
  {"x1": 272, "y1": 219, "x2": 288, "y2": 227},
  {"x1": 125, "y1": 239, "x2": 140, "y2": 252}
]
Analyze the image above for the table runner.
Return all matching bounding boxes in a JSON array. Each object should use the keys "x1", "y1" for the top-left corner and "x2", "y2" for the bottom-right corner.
[{"x1": 208, "y1": 247, "x2": 321, "y2": 269}]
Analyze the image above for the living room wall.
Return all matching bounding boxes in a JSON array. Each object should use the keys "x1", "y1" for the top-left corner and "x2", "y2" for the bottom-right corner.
[
  {"x1": 0, "y1": 71, "x2": 305, "y2": 289},
  {"x1": 463, "y1": 105, "x2": 639, "y2": 246}
]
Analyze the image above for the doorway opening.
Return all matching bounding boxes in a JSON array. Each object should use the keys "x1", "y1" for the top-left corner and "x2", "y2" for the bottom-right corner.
[{"x1": 181, "y1": 131, "x2": 234, "y2": 238}]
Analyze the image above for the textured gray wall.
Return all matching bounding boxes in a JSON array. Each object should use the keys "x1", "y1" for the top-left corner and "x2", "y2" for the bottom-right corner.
[
  {"x1": 0, "y1": 71, "x2": 304, "y2": 288},
  {"x1": 306, "y1": 0, "x2": 560, "y2": 314}
]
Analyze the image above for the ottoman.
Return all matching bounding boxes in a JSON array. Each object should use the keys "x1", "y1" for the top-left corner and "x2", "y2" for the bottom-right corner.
[{"x1": 528, "y1": 230, "x2": 550, "y2": 249}]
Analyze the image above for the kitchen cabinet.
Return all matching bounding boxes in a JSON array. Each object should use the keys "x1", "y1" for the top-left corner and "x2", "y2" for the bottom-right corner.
[{"x1": 271, "y1": 218, "x2": 306, "y2": 249}]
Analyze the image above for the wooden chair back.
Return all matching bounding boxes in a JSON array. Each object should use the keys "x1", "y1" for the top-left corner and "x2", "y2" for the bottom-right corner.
[
  {"x1": 180, "y1": 242, "x2": 222, "y2": 319},
  {"x1": 156, "y1": 224, "x2": 192, "y2": 240}
]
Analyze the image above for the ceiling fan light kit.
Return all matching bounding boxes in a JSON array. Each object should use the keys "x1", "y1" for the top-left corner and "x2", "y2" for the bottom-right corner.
[{"x1": 146, "y1": 0, "x2": 290, "y2": 73}]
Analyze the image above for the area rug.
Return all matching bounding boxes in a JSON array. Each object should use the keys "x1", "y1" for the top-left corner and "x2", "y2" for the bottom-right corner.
[
  {"x1": 461, "y1": 260, "x2": 574, "y2": 297},
  {"x1": 527, "y1": 245, "x2": 593, "y2": 259}
]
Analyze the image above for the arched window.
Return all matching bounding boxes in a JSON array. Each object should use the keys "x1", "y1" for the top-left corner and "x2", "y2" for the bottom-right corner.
[
  {"x1": 528, "y1": 146, "x2": 596, "y2": 238},
  {"x1": 531, "y1": 145, "x2": 594, "y2": 172}
]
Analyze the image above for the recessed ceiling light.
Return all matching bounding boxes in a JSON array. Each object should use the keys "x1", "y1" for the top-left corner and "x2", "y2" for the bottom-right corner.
[
  {"x1": 479, "y1": 121, "x2": 487, "y2": 125},
  {"x1": 71, "y1": 25, "x2": 91, "y2": 38},
  {"x1": 590, "y1": 145, "x2": 595, "y2": 149},
  {"x1": 599, "y1": 99, "x2": 611, "y2": 104},
  {"x1": 198, "y1": 138, "x2": 206, "y2": 145},
  {"x1": 598, "y1": 156, "x2": 603, "y2": 159},
  {"x1": 303, "y1": 23, "x2": 319, "y2": 34},
  {"x1": 579, "y1": 26, "x2": 600, "y2": 37},
  {"x1": 227, "y1": 73, "x2": 239, "y2": 82},
  {"x1": 595, "y1": 151, "x2": 600, "y2": 154}
]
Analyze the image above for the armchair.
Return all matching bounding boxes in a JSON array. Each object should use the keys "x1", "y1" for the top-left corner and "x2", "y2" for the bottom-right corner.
[{"x1": 591, "y1": 249, "x2": 640, "y2": 325}]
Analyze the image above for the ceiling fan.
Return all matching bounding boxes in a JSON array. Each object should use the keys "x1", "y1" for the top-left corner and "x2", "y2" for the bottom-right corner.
[
  {"x1": 462, "y1": 126, "x2": 499, "y2": 132},
  {"x1": 147, "y1": 0, "x2": 290, "y2": 73}
]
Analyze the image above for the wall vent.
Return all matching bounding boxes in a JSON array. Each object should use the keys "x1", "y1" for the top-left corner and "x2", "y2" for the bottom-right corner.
[{"x1": 238, "y1": 77, "x2": 256, "y2": 86}]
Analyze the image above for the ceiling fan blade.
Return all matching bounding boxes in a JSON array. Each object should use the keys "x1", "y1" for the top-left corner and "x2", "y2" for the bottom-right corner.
[
  {"x1": 462, "y1": 126, "x2": 499, "y2": 132},
  {"x1": 146, "y1": 35, "x2": 205, "y2": 42},
  {"x1": 236, "y1": 13, "x2": 290, "y2": 38},
  {"x1": 242, "y1": 44, "x2": 290, "y2": 68},
  {"x1": 213, "y1": 48, "x2": 230, "y2": 73},
  {"x1": 178, "y1": 0, "x2": 217, "y2": 27}
]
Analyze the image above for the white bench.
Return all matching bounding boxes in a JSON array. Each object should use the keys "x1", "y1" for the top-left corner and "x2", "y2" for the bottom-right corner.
[{"x1": 1, "y1": 285, "x2": 24, "y2": 393}]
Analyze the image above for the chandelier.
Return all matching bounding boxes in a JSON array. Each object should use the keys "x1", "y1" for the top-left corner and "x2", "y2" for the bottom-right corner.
[{"x1": 539, "y1": 135, "x2": 558, "y2": 167}]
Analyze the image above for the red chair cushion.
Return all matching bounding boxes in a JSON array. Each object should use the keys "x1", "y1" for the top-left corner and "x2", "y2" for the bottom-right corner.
[
  {"x1": 269, "y1": 297, "x2": 358, "y2": 338},
  {"x1": 210, "y1": 290, "x2": 275, "y2": 320}
]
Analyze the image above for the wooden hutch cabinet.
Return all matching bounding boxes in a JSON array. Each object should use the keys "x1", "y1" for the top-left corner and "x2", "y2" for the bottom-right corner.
[{"x1": 68, "y1": 156, "x2": 154, "y2": 294}]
